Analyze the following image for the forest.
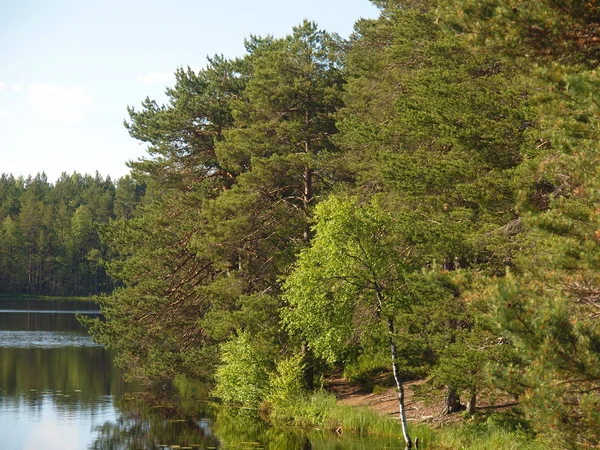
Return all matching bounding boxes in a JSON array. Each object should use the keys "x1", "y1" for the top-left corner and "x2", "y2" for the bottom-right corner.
[
  {"x1": 0, "y1": 172, "x2": 145, "y2": 295},
  {"x1": 5, "y1": 0, "x2": 600, "y2": 448}
]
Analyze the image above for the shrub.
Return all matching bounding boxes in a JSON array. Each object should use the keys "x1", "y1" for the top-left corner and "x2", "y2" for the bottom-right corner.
[
  {"x1": 211, "y1": 332, "x2": 270, "y2": 411},
  {"x1": 267, "y1": 353, "x2": 307, "y2": 421}
]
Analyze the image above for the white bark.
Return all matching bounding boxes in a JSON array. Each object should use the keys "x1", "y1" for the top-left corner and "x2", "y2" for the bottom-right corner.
[
  {"x1": 389, "y1": 325, "x2": 412, "y2": 450},
  {"x1": 377, "y1": 289, "x2": 412, "y2": 450}
]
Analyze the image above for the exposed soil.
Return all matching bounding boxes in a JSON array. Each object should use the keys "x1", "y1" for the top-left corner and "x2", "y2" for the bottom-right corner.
[{"x1": 327, "y1": 374, "x2": 517, "y2": 428}]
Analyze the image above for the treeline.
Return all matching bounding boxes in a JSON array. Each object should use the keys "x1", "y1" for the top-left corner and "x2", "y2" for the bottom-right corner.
[
  {"x1": 83, "y1": 1, "x2": 600, "y2": 448},
  {"x1": 0, "y1": 172, "x2": 145, "y2": 296}
]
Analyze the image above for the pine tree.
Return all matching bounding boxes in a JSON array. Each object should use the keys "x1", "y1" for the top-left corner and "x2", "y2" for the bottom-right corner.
[
  {"x1": 200, "y1": 22, "x2": 346, "y2": 386},
  {"x1": 438, "y1": 0, "x2": 600, "y2": 444},
  {"x1": 83, "y1": 57, "x2": 249, "y2": 382},
  {"x1": 337, "y1": 1, "x2": 531, "y2": 411}
]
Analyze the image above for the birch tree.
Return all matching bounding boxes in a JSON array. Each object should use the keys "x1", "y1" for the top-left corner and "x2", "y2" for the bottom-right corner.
[{"x1": 283, "y1": 195, "x2": 414, "y2": 449}]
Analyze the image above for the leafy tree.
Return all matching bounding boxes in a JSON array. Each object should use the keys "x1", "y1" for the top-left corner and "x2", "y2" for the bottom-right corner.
[
  {"x1": 489, "y1": 60, "x2": 600, "y2": 447},
  {"x1": 0, "y1": 174, "x2": 24, "y2": 219},
  {"x1": 204, "y1": 21, "x2": 345, "y2": 284},
  {"x1": 217, "y1": 21, "x2": 345, "y2": 238},
  {"x1": 114, "y1": 175, "x2": 145, "y2": 220},
  {"x1": 266, "y1": 353, "x2": 307, "y2": 421},
  {"x1": 440, "y1": 0, "x2": 600, "y2": 67},
  {"x1": 205, "y1": 21, "x2": 347, "y2": 387},
  {"x1": 126, "y1": 59, "x2": 242, "y2": 190},
  {"x1": 0, "y1": 171, "x2": 124, "y2": 295},
  {"x1": 436, "y1": 0, "x2": 600, "y2": 444},
  {"x1": 0, "y1": 216, "x2": 26, "y2": 291},
  {"x1": 19, "y1": 178, "x2": 49, "y2": 292},
  {"x1": 283, "y1": 196, "x2": 414, "y2": 449},
  {"x1": 340, "y1": 2, "x2": 530, "y2": 270}
]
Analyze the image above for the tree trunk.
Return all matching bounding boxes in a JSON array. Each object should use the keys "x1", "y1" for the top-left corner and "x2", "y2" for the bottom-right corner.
[
  {"x1": 386, "y1": 316, "x2": 412, "y2": 449},
  {"x1": 301, "y1": 341, "x2": 314, "y2": 390},
  {"x1": 466, "y1": 393, "x2": 476, "y2": 415},
  {"x1": 442, "y1": 387, "x2": 464, "y2": 415},
  {"x1": 375, "y1": 290, "x2": 412, "y2": 449}
]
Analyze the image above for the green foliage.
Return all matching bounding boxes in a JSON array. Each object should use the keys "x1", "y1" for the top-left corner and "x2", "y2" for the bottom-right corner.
[
  {"x1": 0, "y1": 172, "x2": 136, "y2": 296},
  {"x1": 283, "y1": 195, "x2": 411, "y2": 364},
  {"x1": 342, "y1": 350, "x2": 393, "y2": 385},
  {"x1": 491, "y1": 274, "x2": 600, "y2": 448},
  {"x1": 83, "y1": 193, "x2": 218, "y2": 382},
  {"x1": 88, "y1": 23, "x2": 346, "y2": 385},
  {"x1": 266, "y1": 353, "x2": 307, "y2": 421},
  {"x1": 211, "y1": 333, "x2": 271, "y2": 412},
  {"x1": 433, "y1": 419, "x2": 547, "y2": 450},
  {"x1": 436, "y1": 0, "x2": 600, "y2": 445},
  {"x1": 439, "y1": 0, "x2": 600, "y2": 67},
  {"x1": 85, "y1": 57, "x2": 244, "y2": 382},
  {"x1": 339, "y1": 3, "x2": 531, "y2": 274},
  {"x1": 125, "y1": 58, "x2": 242, "y2": 189},
  {"x1": 64, "y1": 3, "x2": 600, "y2": 446}
]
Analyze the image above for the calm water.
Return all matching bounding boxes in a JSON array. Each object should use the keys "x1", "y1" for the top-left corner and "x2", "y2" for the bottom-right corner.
[
  {"x1": 0, "y1": 298, "x2": 124, "y2": 450},
  {"x1": 0, "y1": 298, "x2": 405, "y2": 449}
]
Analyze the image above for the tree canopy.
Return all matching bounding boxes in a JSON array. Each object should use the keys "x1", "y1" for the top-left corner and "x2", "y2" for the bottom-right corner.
[{"x1": 8, "y1": 1, "x2": 590, "y2": 447}]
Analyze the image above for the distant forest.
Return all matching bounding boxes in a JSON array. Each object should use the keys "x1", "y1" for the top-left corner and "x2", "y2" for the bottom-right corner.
[
  {"x1": 6, "y1": 0, "x2": 600, "y2": 447},
  {"x1": 0, "y1": 172, "x2": 145, "y2": 295}
]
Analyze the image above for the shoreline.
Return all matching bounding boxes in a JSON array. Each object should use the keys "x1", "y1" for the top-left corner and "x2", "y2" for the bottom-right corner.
[{"x1": 0, "y1": 293, "x2": 97, "y2": 302}]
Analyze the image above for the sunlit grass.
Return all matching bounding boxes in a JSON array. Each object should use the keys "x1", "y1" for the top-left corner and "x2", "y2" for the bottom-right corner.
[
  {"x1": 269, "y1": 390, "x2": 549, "y2": 449},
  {"x1": 430, "y1": 423, "x2": 549, "y2": 450}
]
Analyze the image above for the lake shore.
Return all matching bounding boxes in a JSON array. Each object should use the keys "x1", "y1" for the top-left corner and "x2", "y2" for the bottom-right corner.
[
  {"x1": 275, "y1": 374, "x2": 552, "y2": 449},
  {"x1": 0, "y1": 293, "x2": 96, "y2": 302}
]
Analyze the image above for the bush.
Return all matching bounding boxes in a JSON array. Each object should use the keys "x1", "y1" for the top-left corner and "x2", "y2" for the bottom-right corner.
[
  {"x1": 266, "y1": 353, "x2": 307, "y2": 421},
  {"x1": 211, "y1": 333, "x2": 270, "y2": 411}
]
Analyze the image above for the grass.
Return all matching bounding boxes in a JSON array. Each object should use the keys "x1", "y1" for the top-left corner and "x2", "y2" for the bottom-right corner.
[
  {"x1": 269, "y1": 390, "x2": 549, "y2": 450},
  {"x1": 432, "y1": 421, "x2": 549, "y2": 450}
]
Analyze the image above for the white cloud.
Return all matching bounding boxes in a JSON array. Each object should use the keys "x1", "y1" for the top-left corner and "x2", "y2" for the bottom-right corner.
[
  {"x1": 12, "y1": 84, "x2": 23, "y2": 92},
  {"x1": 137, "y1": 72, "x2": 175, "y2": 85},
  {"x1": 0, "y1": 80, "x2": 6, "y2": 91},
  {"x1": 28, "y1": 82, "x2": 93, "y2": 124},
  {"x1": 0, "y1": 110, "x2": 8, "y2": 119}
]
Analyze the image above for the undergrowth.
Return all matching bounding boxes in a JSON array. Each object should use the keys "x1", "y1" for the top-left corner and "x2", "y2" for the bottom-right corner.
[{"x1": 268, "y1": 389, "x2": 549, "y2": 449}]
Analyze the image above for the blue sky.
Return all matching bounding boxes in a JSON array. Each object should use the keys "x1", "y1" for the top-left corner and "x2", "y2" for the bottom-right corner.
[{"x1": 0, "y1": 0, "x2": 379, "y2": 182}]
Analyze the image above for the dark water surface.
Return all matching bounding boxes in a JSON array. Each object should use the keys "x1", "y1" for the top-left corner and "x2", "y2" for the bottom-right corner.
[{"x1": 0, "y1": 298, "x2": 404, "y2": 449}]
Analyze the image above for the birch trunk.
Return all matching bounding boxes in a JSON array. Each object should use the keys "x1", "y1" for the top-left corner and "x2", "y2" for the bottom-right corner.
[
  {"x1": 388, "y1": 319, "x2": 413, "y2": 449},
  {"x1": 377, "y1": 290, "x2": 412, "y2": 449}
]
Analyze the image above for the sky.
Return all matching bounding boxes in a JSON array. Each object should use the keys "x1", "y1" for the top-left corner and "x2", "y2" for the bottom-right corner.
[{"x1": 0, "y1": 0, "x2": 380, "y2": 183}]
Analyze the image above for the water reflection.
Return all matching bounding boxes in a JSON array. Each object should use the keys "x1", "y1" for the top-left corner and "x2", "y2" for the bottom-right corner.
[
  {"x1": 0, "y1": 298, "x2": 126, "y2": 449},
  {"x1": 0, "y1": 299, "x2": 98, "y2": 333},
  {"x1": 0, "y1": 297, "x2": 99, "y2": 311},
  {"x1": 89, "y1": 384, "x2": 220, "y2": 450},
  {"x1": 0, "y1": 330, "x2": 103, "y2": 348},
  {"x1": 1, "y1": 392, "x2": 117, "y2": 450},
  {"x1": 88, "y1": 383, "x2": 407, "y2": 450},
  {"x1": 0, "y1": 299, "x2": 406, "y2": 449}
]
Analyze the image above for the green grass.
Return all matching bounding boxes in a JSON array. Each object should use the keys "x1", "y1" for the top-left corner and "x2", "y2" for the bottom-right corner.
[
  {"x1": 431, "y1": 422, "x2": 549, "y2": 450},
  {"x1": 269, "y1": 391, "x2": 549, "y2": 450}
]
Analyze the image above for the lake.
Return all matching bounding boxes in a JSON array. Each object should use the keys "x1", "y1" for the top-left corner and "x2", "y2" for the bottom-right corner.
[{"x1": 0, "y1": 298, "x2": 405, "y2": 449}]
